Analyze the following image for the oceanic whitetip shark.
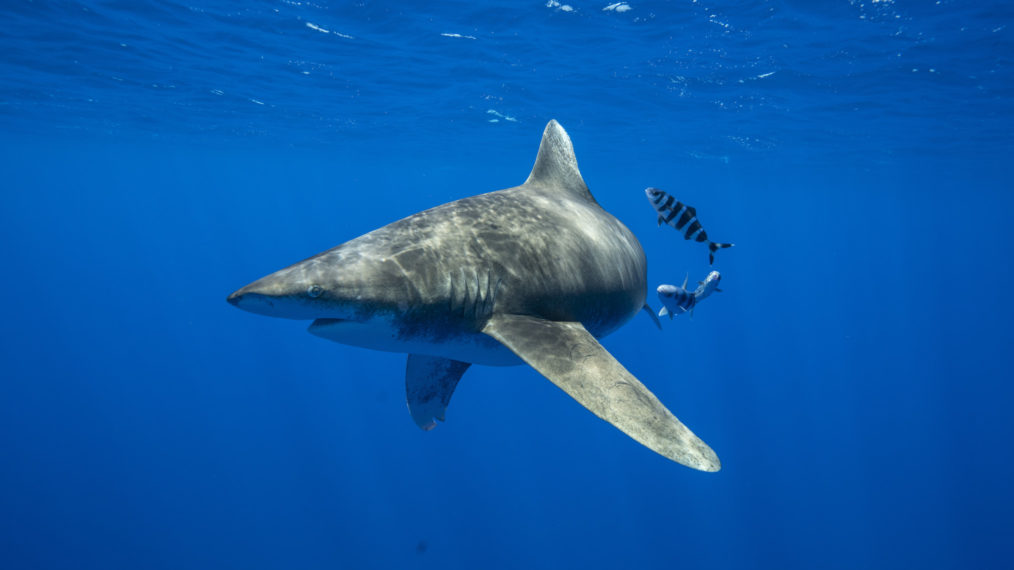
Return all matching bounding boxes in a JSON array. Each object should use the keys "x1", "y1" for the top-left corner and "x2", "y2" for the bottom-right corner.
[{"x1": 227, "y1": 120, "x2": 720, "y2": 471}]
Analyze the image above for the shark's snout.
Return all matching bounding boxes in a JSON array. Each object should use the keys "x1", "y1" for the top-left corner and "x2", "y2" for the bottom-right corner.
[
  {"x1": 227, "y1": 266, "x2": 356, "y2": 320},
  {"x1": 227, "y1": 289, "x2": 274, "y2": 309},
  {"x1": 226, "y1": 286, "x2": 279, "y2": 314},
  {"x1": 225, "y1": 273, "x2": 320, "y2": 319}
]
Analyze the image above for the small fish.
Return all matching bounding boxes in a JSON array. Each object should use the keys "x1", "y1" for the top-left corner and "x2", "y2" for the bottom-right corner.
[
  {"x1": 657, "y1": 276, "x2": 696, "y2": 319},
  {"x1": 693, "y1": 270, "x2": 723, "y2": 303},
  {"x1": 644, "y1": 187, "x2": 734, "y2": 264},
  {"x1": 657, "y1": 271, "x2": 723, "y2": 319}
]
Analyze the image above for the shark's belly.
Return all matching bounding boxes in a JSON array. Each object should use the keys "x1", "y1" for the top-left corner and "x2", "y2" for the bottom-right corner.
[{"x1": 307, "y1": 316, "x2": 523, "y2": 366}]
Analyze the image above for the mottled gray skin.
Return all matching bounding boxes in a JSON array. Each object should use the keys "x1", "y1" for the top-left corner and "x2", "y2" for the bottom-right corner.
[{"x1": 228, "y1": 120, "x2": 720, "y2": 471}]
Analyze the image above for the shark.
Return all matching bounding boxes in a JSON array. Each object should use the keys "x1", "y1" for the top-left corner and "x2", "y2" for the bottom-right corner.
[{"x1": 227, "y1": 120, "x2": 720, "y2": 471}]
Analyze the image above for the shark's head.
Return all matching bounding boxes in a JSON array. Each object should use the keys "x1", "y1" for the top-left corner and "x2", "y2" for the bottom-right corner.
[
  {"x1": 226, "y1": 246, "x2": 403, "y2": 321},
  {"x1": 227, "y1": 259, "x2": 341, "y2": 320}
]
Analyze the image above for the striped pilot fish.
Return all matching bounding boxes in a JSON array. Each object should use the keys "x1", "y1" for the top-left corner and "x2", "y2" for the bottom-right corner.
[
  {"x1": 657, "y1": 271, "x2": 723, "y2": 319},
  {"x1": 645, "y1": 187, "x2": 734, "y2": 264}
]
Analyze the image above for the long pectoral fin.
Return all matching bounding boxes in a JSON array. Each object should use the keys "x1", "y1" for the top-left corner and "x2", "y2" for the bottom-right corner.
[
  {"x1": 481, "y1": 314, "x2": 720, "y2": 471},
  {"x1": 406, "y1": 354, "x2": 471, "y2": 431}
]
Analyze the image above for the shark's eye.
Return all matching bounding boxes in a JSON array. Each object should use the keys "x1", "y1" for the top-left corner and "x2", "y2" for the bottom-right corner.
[{"x1": 307, "y1": 284, "x2": 323, "y2": 298}]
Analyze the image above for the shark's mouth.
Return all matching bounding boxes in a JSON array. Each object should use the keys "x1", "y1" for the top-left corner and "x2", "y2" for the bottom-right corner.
[
  {"x1": 309, "y1": 318, "x2": 347, "y2": 328},
  {"x1": 307, "y1": 318, "x2": 349, "y2": 340}
]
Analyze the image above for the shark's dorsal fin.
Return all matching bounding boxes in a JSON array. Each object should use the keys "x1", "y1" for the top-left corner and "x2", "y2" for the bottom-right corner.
[
  {"x1": 524, "y1": 120, "x2": 595, "y2": 202},
  {"x1": 482, "y1": 314, "x2": 720, "y2": 471}
]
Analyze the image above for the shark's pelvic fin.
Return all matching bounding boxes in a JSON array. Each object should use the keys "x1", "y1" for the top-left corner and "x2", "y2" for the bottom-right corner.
[
  {"x1": 524, "y1": 120, "x2": 595, "y2": 202},
  {"x1": 405, "y1": 354, "x2": 471, "y2": 431},
  {"x1": 481, "y1": 314, "x2": 720, "y2": 471}
]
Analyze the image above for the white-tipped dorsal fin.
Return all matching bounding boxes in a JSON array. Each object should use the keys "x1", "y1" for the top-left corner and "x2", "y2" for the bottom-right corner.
[{"x1": 525, "y1": 120, "x2": 594, "y2": 202}]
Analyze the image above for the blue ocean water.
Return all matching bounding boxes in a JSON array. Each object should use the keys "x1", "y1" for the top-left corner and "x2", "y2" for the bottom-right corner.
[{"x1": 2, "y1": 1, "x2": 1013, "y2": 568}]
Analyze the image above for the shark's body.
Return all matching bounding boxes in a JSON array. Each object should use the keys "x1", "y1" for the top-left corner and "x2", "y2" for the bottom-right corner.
[{"x1": 227, "y1": 121, "x2": 720, "y2": 471}]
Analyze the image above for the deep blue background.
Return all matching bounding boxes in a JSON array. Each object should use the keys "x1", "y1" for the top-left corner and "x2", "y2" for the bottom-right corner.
[{"x1": 2, "y1": 1, "x2": 1013, "y2": 569}]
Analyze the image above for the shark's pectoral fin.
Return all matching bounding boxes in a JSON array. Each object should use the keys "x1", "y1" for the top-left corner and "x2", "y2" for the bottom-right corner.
[
  {"x1": 405, "y1": 354, "x2": 471, "y2": 431},
  {"x1": 481, "y1": 314, "x2": 720, "y2": 472}
]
